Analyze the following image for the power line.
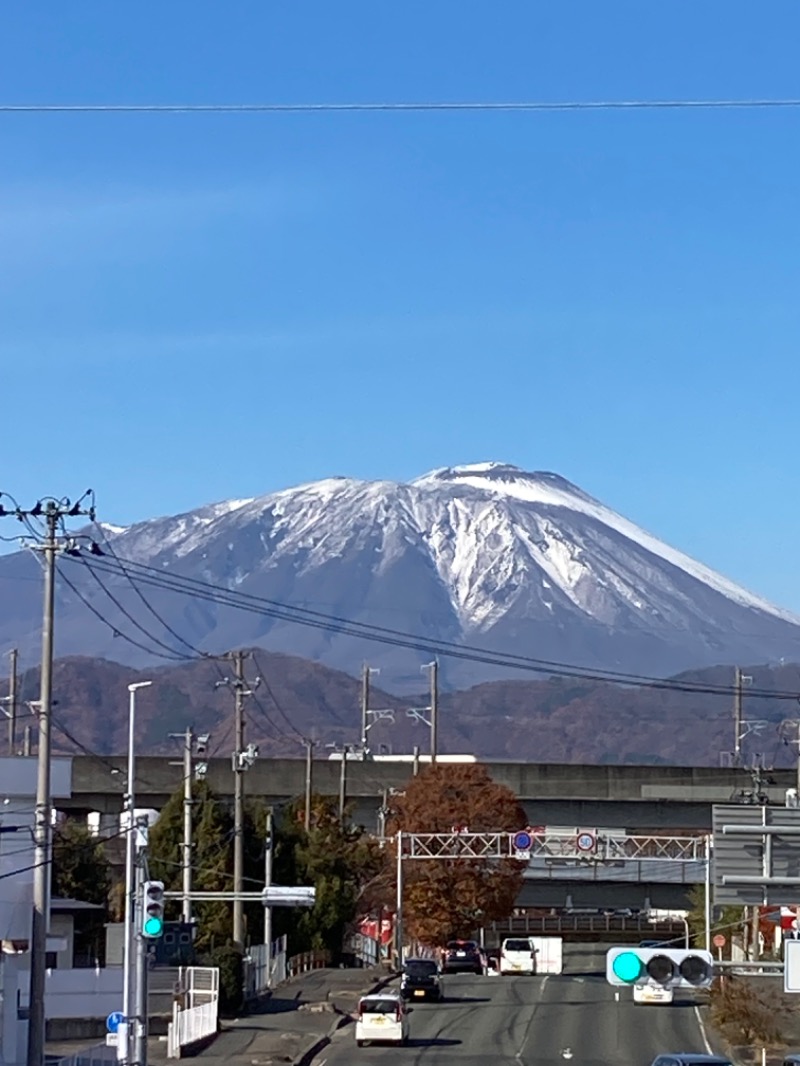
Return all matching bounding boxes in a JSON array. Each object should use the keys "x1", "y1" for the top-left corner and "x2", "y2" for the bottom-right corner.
[
  {"x1": 76, "y1": 556, "x2": 198, "y2": 663},
  {"x1": 3, "y1": 98, "x2": 800, "y2": 114},
  {"x1": 63, "y1": 552, "x2": 800, "y2": 702},
  {"x1": 56, "y1": 561, "x2": 191, "y2": 663},
  {"x1": 91, "y1": 522, "x2": 209, "y2": 660}
]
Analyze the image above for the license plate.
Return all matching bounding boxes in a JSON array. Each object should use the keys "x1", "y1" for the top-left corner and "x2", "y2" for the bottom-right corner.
[
  {"x1": 373, "y1": 1016, "x2": 385, "y2": 1024},
  {"x1": 414, "y1": 990, "x2": 424, "y2": 997},
  {"x1": 456, "y1": 951, "x2": 465, "y2": 956}
]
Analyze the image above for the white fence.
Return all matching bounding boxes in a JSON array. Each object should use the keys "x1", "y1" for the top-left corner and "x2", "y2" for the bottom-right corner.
[
  {"x1": 244, "y1": 936, "x2": 288, "y2": 1000},
  {"x1": 167, "y1": 1001, "x2": 218, "y2": 1058},
  {"x1": 166, "y1": 966, "x2": 219, "y2": 1059}
]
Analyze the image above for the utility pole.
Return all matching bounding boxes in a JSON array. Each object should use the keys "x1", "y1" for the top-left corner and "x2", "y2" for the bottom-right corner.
[
  {"x1": 303, "y1": 738, "x2": 316, "y2": 831},
  {"x1": 122, "y1": 681, "x2": 152, "y2": 1066},
  {"x1": 733, "y1": 666, "x2": 743, "y2": 766},
  {"x1": 428, "y1": 660, "x2": 438, "y2": 764},
  {"x1": 338, "y1": 745, "x2": 351, "y2": 821},
  {"x1": 406, "y1": 660, "x2": 440, "y2": 763},
  {"x1": 780, "y1": 718, "x2": 800, "y2": 796},
  {"x1": 217, "y1": 652, "x2": 260, "y2": 949},
  {"x1": 263, "y1": 807, "x2": 273, "y2": 960},
  {"x1": 181, "y1": 731, "x2": 193, "y2": 925},
  {"x1": 168, "y1": 728, "x2": 209, "y2": 926},
  {"x1": 132, "y1": 817, "x2": 150, "y2": 1066},
  {"x1": 360, "y1": 664, "x2": 370, "y2": 749},
  {"x1": 1, "y1": 648, "x2": 18, "y2": 755},
  {"x1": 0, "y1": 491, "x2": 97, "y2": 1066},
  {"x1": 378, "y1": 790, "x2": 389, "y2": 838}
]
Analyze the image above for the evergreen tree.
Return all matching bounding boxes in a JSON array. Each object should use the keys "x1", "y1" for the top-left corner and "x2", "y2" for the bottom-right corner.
[
  {"x1": 51, "y1": 818, "x2": 111, "y2": 961},
  {"x1": 51, "y1": 818, "x2": 111, "y2": 907},
  {"x1": 148, "y1": 780, "x2": 234, "y2": 953}
]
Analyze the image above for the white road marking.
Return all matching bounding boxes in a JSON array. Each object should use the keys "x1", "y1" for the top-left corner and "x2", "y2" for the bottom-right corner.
[{"x1": 693, "y1": 1005, "x2": 714, "y2": 1054}]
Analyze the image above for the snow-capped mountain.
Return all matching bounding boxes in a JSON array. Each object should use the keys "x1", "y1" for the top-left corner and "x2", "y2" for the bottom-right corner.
[{"x1": 1, "y1": 462, "x2": 798, "y2": 689}]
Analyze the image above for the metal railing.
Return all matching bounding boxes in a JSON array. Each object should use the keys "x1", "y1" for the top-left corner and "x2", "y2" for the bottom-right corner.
[
  {"x1": 167, "y1": 1000, "x2": 218, "y2": 1058},
  {"x1": 346, "y1": 932, "x2": 381, "y2": 967},
  {"x1": 486, "y1": 914, "x2": 687, "y2": 938},
  {"x1": 45, "y1": 1044, "x2": 117, "y2": 1066},
  {"x1": 166, "y1": 966, "x2": 219, "y2": 1058},
  {"x1": 244, "y1": 936, "x2": 288, "y2": 998},
  {"x1": 286, "y1": 950, "x2": 331, "y2": 978}
]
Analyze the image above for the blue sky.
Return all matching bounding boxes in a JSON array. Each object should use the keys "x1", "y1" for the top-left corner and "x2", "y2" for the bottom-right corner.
[{"x1": 2, "y1": 2, "x2": 800, "y2": 608}]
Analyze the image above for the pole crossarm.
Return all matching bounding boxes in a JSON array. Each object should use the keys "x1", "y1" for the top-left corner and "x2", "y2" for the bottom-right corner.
[{"x1": 382, "y1": 830, "x2": 705, "y2": 861}]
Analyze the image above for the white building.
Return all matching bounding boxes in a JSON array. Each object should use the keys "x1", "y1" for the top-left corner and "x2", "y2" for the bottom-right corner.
[{"x1": 0, "y1": 756, "x2": 123, "y2": 1066}]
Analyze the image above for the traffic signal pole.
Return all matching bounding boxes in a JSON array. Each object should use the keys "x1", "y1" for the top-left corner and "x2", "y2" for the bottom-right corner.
[{"x1": 134, "y1": 860, "x2": 148, "y2": 1066}]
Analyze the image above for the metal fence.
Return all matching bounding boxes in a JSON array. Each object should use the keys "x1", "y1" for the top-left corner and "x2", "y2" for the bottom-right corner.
[
  {"x1": 347, "y1": 932, "x2": 380, "y2": 967},
  {"x1": 244, "y1": 935, "x2": 288, "y2": 999},
  {"x1": 167, "y1": 1000, "x2": 218, "y2": 1058},
  {"x1": 166, "y1": 966, "x2": 219, "y2": 1058}
]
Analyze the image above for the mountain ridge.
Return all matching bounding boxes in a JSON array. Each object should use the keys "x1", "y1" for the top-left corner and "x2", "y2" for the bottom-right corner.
[
  {"x1": 2, "y1": 651, "x2": 797, "y2": 768},
  {"x1": 0, "y1": 462, "x2": 797, "y2": 686}
]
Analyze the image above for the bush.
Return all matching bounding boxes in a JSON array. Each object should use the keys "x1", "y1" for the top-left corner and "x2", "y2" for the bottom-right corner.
[
  {"x1": 202, "y1": 944, "x2": 244, "y2": 1017},
  {"x1": 710, "y1": 977, "x2": 785, "y2": 1046}
]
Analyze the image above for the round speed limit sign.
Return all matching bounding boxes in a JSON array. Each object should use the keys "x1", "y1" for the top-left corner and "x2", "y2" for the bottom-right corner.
[{"x1": 576, "y1": 831, "x2": 596, "y2": 852}]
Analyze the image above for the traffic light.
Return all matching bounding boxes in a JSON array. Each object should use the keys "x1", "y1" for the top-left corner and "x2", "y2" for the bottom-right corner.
[
  {"x1": 141, "y1": 880, "x2": 165, "y2": 939},
  {"x1": 606, "y1": 947, "x2": 713, "y2": 988}
]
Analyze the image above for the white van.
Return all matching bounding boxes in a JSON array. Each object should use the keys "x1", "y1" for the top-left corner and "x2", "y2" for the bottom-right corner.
[
  {"x1": 355, "y1": 993, "x2": 409, "y2": 1047},
  {"x1": 499, "y1": 937, "x2": 536, "y2": 975}
]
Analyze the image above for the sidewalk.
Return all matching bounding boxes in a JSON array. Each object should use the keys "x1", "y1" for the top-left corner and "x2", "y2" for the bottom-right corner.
[{"x1": 150, "y1": 965, "x2": 395, "y2": 1066}]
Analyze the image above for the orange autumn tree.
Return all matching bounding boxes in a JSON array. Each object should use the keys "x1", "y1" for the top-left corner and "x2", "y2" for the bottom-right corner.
[{"x1": 387, "y1": 762, "x2": 527, "y2": 945}]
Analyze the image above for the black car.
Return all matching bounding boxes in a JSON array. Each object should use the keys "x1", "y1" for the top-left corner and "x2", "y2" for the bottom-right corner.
[
  {"x1": 400, "y1": 958, "x2": 443, "y2": 1001},
  {"x1": 441, "y1": 939, "x2": 484, "y2": 975}
]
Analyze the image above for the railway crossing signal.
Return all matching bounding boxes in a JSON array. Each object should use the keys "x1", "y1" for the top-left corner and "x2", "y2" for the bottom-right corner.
[{"x1": 606, "y1": 947, "x2": 714, "y2": 988}]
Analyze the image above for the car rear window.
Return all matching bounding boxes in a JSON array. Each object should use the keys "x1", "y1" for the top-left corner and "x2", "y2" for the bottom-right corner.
[
  {"x1": 405, "y1": 960, "x2": 437, "y2": 976},
  {"x1": 446, "y1": 940, "x2": 477, "y2": 950},
  {"x1": 360, "y1": 998, "x2": 399, "y2": 1014},
  {"x1": 504, "y1": 939, "x2": 532, "y2": 952}
]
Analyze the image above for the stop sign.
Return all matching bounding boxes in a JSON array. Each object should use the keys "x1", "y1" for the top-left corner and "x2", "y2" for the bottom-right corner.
[{"x1": 713, "y1": 934, "x2": 726, "y2": 948}]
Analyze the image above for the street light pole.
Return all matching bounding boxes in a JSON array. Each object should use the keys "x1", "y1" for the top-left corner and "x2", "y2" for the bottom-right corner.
[{"x1": 121, "y1": 681, "x2": 151, "y2": 1066}]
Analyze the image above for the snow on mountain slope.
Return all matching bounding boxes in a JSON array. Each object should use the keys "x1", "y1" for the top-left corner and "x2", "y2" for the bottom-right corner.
[
  {"x1": 110, "y1": 460, "x2": 800, "y2": 639},
  {"x1": 414, "y1": 462, "x2": 797, "y2": 623},
  {"x1": 1, "y1": 462, "x2": 798, "y2": 685}
]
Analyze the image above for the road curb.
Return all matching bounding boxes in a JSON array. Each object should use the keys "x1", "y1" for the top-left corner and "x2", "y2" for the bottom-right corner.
[{"x1": 290, "y1": 971, "x2": 397, "y2": 1066}]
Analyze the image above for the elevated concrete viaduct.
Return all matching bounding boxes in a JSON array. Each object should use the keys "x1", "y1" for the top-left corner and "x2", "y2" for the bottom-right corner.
[{"x1": 60, "y1": 756, "x2": 793, "y2": 834}]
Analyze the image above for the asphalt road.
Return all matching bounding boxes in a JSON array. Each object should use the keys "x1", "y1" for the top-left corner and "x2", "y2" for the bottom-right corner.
[{"x1": 315, "y1": 945, "x2": 721, "y2": 1066}]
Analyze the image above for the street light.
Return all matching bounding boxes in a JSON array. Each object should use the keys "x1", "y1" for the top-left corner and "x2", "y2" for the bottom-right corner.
[{"x1": 121, "y1": 681, "x2": 151, "y2": 1065}]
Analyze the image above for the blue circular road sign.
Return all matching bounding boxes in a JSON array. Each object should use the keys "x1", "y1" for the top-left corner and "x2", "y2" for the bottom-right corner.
[
  {"x1": 107, "y1": 1012, "x2": 125, "y2": 1034},
  {"x1": 512, "y1": 830, "x2": 533, "y2": 851}
]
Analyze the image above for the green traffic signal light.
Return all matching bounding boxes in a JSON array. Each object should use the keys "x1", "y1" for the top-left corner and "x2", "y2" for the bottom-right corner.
[
  {"x1": 611, "y1": 951, "x2": 643, "y2": 982},
  {"x1": 143, "y1": 916, "x2": 163, "y2": 937}
]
